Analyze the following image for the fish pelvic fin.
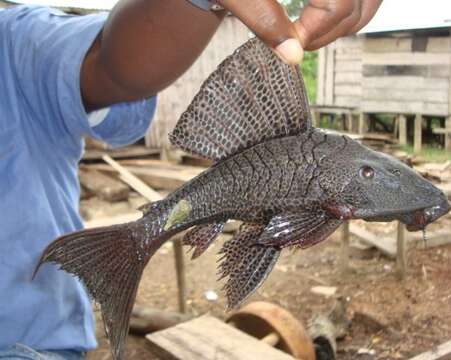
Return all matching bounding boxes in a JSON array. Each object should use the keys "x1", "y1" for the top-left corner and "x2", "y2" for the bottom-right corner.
[
  {"x1": 217, "y1": 223, "x2": 280, "y2": 310},
  {"x1": 34, "y1": 205, "x2": 169, "y2": 360},
  {"x1": 183, "y1": 222, "x2": 225, "y2": 259}
]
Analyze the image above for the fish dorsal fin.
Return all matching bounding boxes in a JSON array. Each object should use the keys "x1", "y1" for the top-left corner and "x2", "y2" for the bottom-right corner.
[{"x1": 170, "y1": 38, "x2": 312, "y2": 161}]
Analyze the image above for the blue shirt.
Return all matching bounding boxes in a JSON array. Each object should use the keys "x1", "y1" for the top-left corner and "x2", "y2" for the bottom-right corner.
[{"x1": 0, "y1": 5, "x2": 156, "y2": 351}]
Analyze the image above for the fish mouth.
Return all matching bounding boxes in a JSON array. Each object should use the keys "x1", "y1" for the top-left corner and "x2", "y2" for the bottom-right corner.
[{"x1": 400, "y1": 199, "x2": 450, "y2": 232}]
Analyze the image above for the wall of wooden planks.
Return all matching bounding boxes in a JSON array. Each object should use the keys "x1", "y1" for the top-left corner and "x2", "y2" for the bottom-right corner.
[
  {"x1": 317, "y1": 31, "x2": 451, "y2": 117},
  {"x1": 145, "y1": 16, "x2": 250, "y2": 149}
]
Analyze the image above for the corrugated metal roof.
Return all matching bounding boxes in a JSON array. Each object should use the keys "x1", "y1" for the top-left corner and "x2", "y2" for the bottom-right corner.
[
  {"x1": 7, "y1": 0, "x2": 118, "y2": 10},
  {"x1": 360, "y1": 0, "x2": 451, "y2": 34}
]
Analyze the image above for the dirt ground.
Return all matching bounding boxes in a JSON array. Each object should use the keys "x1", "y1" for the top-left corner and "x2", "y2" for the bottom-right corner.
[{"x1": 85, "y1": 206, "x2": 451, "y2": 360}]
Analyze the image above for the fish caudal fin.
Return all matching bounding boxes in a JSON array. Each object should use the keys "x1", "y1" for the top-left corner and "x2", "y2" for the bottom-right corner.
[{"x1": 34, "y1": 223, "x2": 155, "y2": 360}]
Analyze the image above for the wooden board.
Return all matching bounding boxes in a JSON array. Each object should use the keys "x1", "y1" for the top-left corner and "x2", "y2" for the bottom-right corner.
[
  {"x1": 83, "y1": 160, "x2": 205, "y2": 191},
  {"x1": 82, "y1": 145, "x2": 160, "y2": 161},
  {"x1": 146, "y1": 315, "x2": 294, "y2": 360},
  {"x1": 409, "y1": 340, "x2": 451, "y2": 360},
  {"x1": 78, "y1": 169, "x2": 129, "y2": 202},
  {"x1": 349, "y1": 223, "x2": 396, "y2": 258},
  {"x1": 363, "y1": 52, "x2": 451, "y2": 66}
]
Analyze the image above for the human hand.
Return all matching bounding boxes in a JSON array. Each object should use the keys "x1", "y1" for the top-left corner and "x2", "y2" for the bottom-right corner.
[{"x1": 218, "y1": 0, "x2": 383, "y2": 64}]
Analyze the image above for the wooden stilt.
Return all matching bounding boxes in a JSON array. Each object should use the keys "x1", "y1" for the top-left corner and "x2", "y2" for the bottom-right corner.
[
  {"x1": 446, "y1": 116, "x2": 451, "y2": 151},
  {"x1": 340, "y1": 222, "x2": 350, "y2": 274},
  {"x1": 358, "y1": 113, "x2": 368, "y2": 134},
  {"x1": 312, "y1": 111, "x2": 320, "y2": 128},
  {"x1": 414, "y1": 113, "x2": 423, "y2": 154},
  {"x1": 398, "y1": 114, "x2": 407, "y2": 146},
  {"x1": 173, "y1": 237, "x2": 187, "y2": 314},
  {"x1": 396, "y1": 222, "x2": 407, "y2": 280}
]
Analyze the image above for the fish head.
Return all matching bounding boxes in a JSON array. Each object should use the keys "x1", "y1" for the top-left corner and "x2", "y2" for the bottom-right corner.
[{"x1": 318, "y1": 134, "x2": 450, "y2": 231}]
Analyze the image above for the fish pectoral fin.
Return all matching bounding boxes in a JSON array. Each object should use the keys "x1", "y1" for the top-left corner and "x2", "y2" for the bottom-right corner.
[
  {"x1": 217, "y1": 223, "x2": 280, "y2": 310},
  {"x1": 183, "y1": 222, "x2": 225, "y2": 259},
  {"x1": 257, "y1": 210, "x2": 343, "y2": 249}
]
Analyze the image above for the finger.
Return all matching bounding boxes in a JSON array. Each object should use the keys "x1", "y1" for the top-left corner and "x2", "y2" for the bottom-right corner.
[
  {"x1": 347, "y1": 0, "x2": 383, "y2": 34},
  {"x1": 306, "y1": 0, "x2": 382, "y2": 50},
  {"x1": 218, "y1": 0, "x2": 303, "y2": 65},
  {"x1": 293, "y1": 0, "x2": 356, "y2": 48},
  {"x1": 305, "y1": 0, "x2": 362, "y2": 50}
]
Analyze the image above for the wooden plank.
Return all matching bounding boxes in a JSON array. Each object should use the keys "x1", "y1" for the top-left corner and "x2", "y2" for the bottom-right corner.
[
  {"x1": 82, "y1": 145, "x2": 159, "y2": 161},
  {"x1": 414, "y1": 114, "x2": 423, "y2": 154},
  {"x1": 102, "y1": 155, "x2": 162, "y2": 202},
  {"x1": 363, "y1": 76, "x2": 449, "y2": 91},
  {"x1": 83, "y1": 161, "x2": 204, "y2": 191},
  {"x1": 362, "y1": 100, "x2": 448, "y2": 116},
  {"x1": 362, "y1": 88, "x2": 448, "y2": 104},
  {"x1": 146, "y1": 316, "x2": 294, "y2": 360},
  {"x1": 363, "y1": 65, "x2": 450, "y2": 78},
  {"x1": 396, "y1": 222, "x2": 407, "y2": 280},
  {"x1": 427, "y1": 37, "x2": 451, "y2": 53},
  {"x1": 349, "y1": 223, "x2": 396, "y2": 257},
  {"x1": 408, "y1": 340, "x2": 451, "y2": 360},
  {"x1": 316, "y1": 47, "x2": 326, "y2": 105},
  {"x1": 325, "y1": 45, "x2": 336, "y2": 105},
  {"x1": 335, "y1": 60, "x2": 361, "y2": 72},
  {"x1": 363, "y1": 52, "x2": 451, "y2": 66},
  {"x1": 334, "y1": 72, "x2": 362, "y2": 84},
  {"x1": 364, "y1": 37, "x2": 412, "y2": 53},
  {"x1": 335, "y1": 96, "x2": 360, "y2": 108},
  {"x1": 78, "y1": 169, "x2": 129, "y2": 202},
  {"x1": 335, "y1": 85, "x2": 361, "y2": 97},
  {"x1": 398, "y1": 114, "x2": 407, "y2": 146}
]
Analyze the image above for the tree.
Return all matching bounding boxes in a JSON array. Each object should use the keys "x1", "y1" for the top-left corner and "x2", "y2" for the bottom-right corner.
[{"x1": 279, "y1": 0, "x2": 306, "y2": 17}]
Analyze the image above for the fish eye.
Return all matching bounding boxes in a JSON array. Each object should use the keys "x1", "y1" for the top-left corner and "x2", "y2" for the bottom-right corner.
[{"x1": 359, "y1": 166, "x2": 375, "y2": 180}]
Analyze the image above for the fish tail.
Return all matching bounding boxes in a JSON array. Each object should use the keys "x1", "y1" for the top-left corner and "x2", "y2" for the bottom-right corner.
[{"x1": 34, "y1": 204, "x2": 170, "y2": 360}]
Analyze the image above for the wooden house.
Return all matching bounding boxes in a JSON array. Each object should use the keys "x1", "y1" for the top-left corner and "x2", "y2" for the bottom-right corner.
[
  {"x1": 316, "y1": 0, "x2": 451, "y2": 152},
  {"x1": 145, "y1": 16, "x2": 249, "y2": 150}
]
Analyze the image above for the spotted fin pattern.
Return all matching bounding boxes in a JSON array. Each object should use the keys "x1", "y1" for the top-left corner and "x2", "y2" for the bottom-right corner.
[
  {"x1": 257, "y1": 211, "x2": 343, "y2": 249},
  {"x1": 183, "y1": 222, "x2": 225, "y2": 259},
  {"x1": 217, "y1": 223, "x2": 280, "y2": 309},
  {"x1": 170, "y1": 38, "x2": 311, "y2": 161}
]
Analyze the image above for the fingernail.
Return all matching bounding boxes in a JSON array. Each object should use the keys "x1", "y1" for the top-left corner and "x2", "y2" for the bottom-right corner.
[{"x1": 275, "y1": 38, "x2": 304, "y2": 65}]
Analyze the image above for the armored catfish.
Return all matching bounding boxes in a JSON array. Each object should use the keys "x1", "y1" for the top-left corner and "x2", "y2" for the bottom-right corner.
[{"x1": 35, "y1": 38, "x2": 450, "y2": 359}]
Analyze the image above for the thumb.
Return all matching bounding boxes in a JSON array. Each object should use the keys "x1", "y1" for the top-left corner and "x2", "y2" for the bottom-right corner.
[{"x1": 218, "y1": 0, "x2": 303, "y2": 65}]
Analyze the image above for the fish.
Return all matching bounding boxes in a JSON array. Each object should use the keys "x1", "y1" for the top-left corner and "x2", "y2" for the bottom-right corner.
[{"x1": 34, "y1": 38, "x2": 450, "y2": 359}]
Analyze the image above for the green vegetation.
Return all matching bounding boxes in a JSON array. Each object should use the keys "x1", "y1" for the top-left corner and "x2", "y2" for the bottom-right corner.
[
  {"x1": 300, "y1": 51, "x2": 317, "y2": 103},
  {"x1": 400, "y1": 145, "x2": 451, "y2": 163}
]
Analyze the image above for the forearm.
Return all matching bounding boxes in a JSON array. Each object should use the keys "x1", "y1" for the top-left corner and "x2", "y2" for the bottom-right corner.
[{"x1": 81, "y1": 0, "x2": 225, "y2": 110}]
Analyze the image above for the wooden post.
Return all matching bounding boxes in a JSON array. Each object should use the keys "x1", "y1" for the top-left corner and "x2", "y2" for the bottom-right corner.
[
  {"x1": 358, "y1": 113, "x2": 368, "y2": 134},
  {"x1": 173, "y1": 237, "x2": 187, "y2": 314},
  {"x1": 414, "y1": 113, "x2": 423, "y2": 155},
  {"x1": 312, "y1": 111, "x2": 320, "y2": 128},
  {"x1": 396, "y1": 222, "x2": 407, "y2": 280},
  {"x1": 398, "y1": 114, "x2": 407, "y2": 146},
  {"x1": 340, "y1": 222, "x2": 350, "y2": 273},
  {"x1": 446, "y1": 116, "x2": 451, "y2": 151}
]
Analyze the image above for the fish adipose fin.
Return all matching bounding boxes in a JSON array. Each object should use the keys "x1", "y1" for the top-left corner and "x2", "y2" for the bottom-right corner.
[
  {"x1": 183, "y1": 222, "x2": 225, "y2": 259},
  {"x1": 257, "y1": 210, "x2": 343, "y2": 248},
  {"x1": 170, "y1": 38, "x2": 312, "y2": 161},
  {"x1": 217, "y1": 223, "x2": 280, "y2": 309},
  {"x1": 34, "y1": 208, "x2": 168, "y2": 360}
]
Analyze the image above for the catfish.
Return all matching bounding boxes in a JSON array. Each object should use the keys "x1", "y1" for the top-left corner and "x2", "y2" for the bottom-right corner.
[{"x1": 35, "y1": 38, "x2": 450, "y2": 360}]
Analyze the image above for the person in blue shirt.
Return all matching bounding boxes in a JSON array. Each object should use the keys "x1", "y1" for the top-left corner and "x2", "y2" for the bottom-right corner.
[{"x1": 0, "y1": 0, "x2": 381, "y2": 359}]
